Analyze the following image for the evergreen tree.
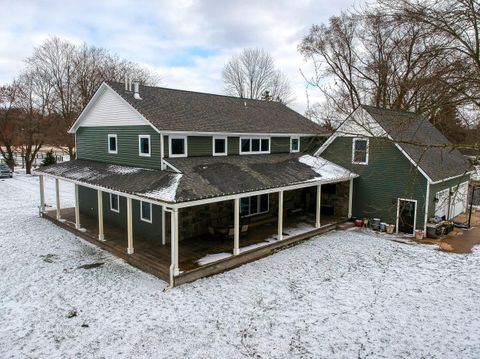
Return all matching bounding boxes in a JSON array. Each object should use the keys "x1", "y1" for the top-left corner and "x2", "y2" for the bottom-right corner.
[{"x1": 41, "y1": 150, "x2": 57, "y2": 167}]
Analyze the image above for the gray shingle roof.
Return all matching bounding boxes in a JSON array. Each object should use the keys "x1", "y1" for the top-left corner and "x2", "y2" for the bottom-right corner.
[
  {"x1": 362, "y1": 105, "x2": 471, "y2": 182},
  {"x1": 106, "y1": 81, "x2": 326, "y2": 135},
  {"x1": 36, "y1": 155, "x2": 357, "y2": 204}
]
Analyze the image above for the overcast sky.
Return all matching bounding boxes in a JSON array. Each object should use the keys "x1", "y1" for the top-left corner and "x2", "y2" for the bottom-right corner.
[{"x1": 0, "y1": 0, "x2": 356, "y2": 113}]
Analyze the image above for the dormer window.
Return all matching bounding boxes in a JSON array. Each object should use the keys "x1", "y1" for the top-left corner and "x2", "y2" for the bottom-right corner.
[
  {"x1": 139, "y1": 135, "x2": 151, "y2": 157},
  {"x1": 108, "y1": 134, "x2": 117, "y2": 154},
  {"x1": 352, "y1": 138, "x2": 369, "y2": 165},
  {"x1": 169, "y1": 135, "x2": 187, "y2": 158},
  {"x1": 213, "y1": 136, "x2": 227, "y2": 156},
  {"x1": 240, "y1": 137, "x2": 270, "y2": 154},
  {"x1": 290, "y1": 137, "x2": 299, "y2": 153}
]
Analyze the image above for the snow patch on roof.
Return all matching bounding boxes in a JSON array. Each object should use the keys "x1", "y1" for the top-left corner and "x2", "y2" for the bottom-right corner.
[
  {"x1": 107, "y1": 165, "x2": 144, "y2": 175},
  {"x1": 139, "y1": 174, "x2": 182, "y2": 202},
  {"x1": 473, "y1": 165, "x2": 480, "y2": 181},
  {"x1": 299, "y1": 155, "x2": 356, "y2": 181}
]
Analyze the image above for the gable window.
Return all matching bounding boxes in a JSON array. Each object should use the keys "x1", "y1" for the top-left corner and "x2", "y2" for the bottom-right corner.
[
  {"x1": 110, "y1": 194, "x2": 120, "y2": 213},
  {"x1": 213, "y1": 136, "x2": 227, "y2": 156},
  {"x1": 169, "y1": 136, "x2": 187, "y2": 157},
  {"x1": 239, "y1": 137, "x2": 270, "y2": 154},
  {"x1": 290, "y1": 137, "x2": 300, "y2": 153},
  {"x1": 352, "y1": 138, "x2": 369, "y2": 165},
  {"x1": 240, "y1": 194, "x2": 269, "y2": 217},
  {"x1": 140, "y1": 201, "x2": 152, "y2": 223},
  {"x1": 108, "y1": 134, "x2": 117, "y2": 154},
  {"x1": 139, "y1": 135, "x2": 151, "y2": 157}
]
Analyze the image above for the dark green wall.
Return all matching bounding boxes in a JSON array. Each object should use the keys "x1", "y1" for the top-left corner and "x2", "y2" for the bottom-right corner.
[
  {"x1": 76, "y1": 126, "x2": 161, "y2": 169},
  {"x1": 228, "y1": 136, "x2": 239, "y2": 155},
  {"x1": 78, "y1": 185, "x2": 164, "y2": 241},
  {"x1": 428, "y1": 174, "x2": 471, "y2": 217},
  {"x1": 321, "y1": 136, "x2": 428, "y2": 229},
  {"x1": 188, "y1": 136, "x2": 212, "y2": 156},
  {"x1": 271, "y1": 137, "x2": 290, "y2": 153}
]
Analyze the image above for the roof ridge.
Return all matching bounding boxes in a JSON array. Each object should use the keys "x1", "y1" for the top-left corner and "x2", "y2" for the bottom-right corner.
[
  {"x1": 361, "y1": 104, "x2": 419, "y2": 116},
  {"x1": 106, "y1": 80, "x2": 286, "y2": 106}
]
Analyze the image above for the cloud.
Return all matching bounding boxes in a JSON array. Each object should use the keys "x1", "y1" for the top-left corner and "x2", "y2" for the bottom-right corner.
[{"x1": 0, "y1": 0, "x2": 356, "y2": 113}]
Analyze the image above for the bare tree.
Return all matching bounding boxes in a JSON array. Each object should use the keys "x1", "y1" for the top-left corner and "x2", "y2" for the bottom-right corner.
[
  {"x1": 223, "y1": 48, "x2": 293, "y2": 104},
  {"x1": 0, "y1": 82, "x2": 21, "y2": 170}
]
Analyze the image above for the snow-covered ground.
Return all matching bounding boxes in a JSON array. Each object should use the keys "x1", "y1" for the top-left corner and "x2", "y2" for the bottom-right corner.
[{"x1": 1, "y1": 172, "x2": 480, "y2": 358}]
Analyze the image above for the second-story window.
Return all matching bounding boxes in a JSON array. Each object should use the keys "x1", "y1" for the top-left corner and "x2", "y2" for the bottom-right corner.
[
  {"x1": 139, "y1": 135, "x2": 151, "y2": 157},
  {"x1": 108, "y1": 134, "x2": 117, "y2": 154},
  {"x1": 213, "y1": 136, "x2": 227, "y2": 156},
  {"x1": 352, "y1": 138, "x2": 369, "y2": 165},
  {"x1": 290, "y1": 137, "x2": 300, "y2": 153},
  {"x1": 169, "y1": 136, "x2": 187, "y2": 157},
  {"x1": 240, "y1": 137, "x2": 270, "y2": 154}
]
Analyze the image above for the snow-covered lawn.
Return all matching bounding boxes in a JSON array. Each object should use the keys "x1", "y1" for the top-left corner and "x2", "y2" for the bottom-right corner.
[{"x1": 1, "y1": 172, "x2": 480, "y2": 358}]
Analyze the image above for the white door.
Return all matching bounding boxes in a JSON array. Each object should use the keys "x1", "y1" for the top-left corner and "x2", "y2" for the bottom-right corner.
[
  {"x1": 434, "y1": 189, "x2": 449, "y2": 218},
  {"x1": 450, "y1": 182, "x2": 469, "y2": 218}
]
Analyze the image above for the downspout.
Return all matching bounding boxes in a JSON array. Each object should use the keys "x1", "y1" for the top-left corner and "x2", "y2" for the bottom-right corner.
[
  {"x1": 160, "y1": 132, "x2": 165, "y2": 170},
  {"x1": 424, "y1": 181, "x2": 430, "y2": 233}
]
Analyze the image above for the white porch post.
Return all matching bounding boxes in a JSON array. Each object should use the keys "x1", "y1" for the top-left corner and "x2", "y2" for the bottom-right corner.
[
  {"x1": 348, "y1": 178, "x2": 354, "y2": 218},
  {"x1": 161, "y1": 206, "x2": 166, "y2": 245},
  {"x1": 39, "y1": 175, "x2": 45, "y2": 215},
  {"x1": 74, "y1": 184, "x2": 81, "y2": 229},
  {"x1": 316, "y1": 184, "x2": 322, "y2": 228},
  {"x1": 233, "y1": 198, "x2": 240, "y2": 255},
  {"x1": 55, "y1": 178, "x2": 61, "y2": 220},
  {"x1": 171, "y1": 207, "x2": 180, "y2": 275},
  {"x1": 127, "y1": 197, "x2": 134, "y2": 254},
  {"x1": 278, "y1": 191, "x2": 284, "y2": 240},
  {"x1": 97, "y1": 190, "x2": 105, "y2": 241}
]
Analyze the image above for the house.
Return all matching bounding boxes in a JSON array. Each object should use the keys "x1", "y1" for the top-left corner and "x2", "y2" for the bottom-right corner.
[
  {"x1": 36, "y1": 81, "x2": 357, "y2": 286},
  {"x1": 317, "y1": 105, "x2": 472, "y2": 234}
]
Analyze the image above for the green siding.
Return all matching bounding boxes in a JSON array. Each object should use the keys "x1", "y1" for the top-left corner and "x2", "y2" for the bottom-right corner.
[
  {"x1": 301, "y1": 136, "x2": 325, "y2": 153},
  {"x1": 78, "y1": 186, "x2": 164, "y2": 241},
  {"x1": 271, "y1": 137, "x2": 290, "y2": 153},
  {"x1": 76, "y1": 126, "x2": 161, "y2": 169},
  {"x1": 163, "y1": 135, "x2": 168, "y2": 158},
  {"x1": 428, "y1": 174, "x2": 471, "y2": 217},
  {"x1": 188, "y1": 136, "x2": 212, "y2": 156},
  {"x1": 321, "y1": 136, "x2": 428, "y2": 229},
  {"x1": 228, "y1": 136, "x2": 239, "y2": 155}
]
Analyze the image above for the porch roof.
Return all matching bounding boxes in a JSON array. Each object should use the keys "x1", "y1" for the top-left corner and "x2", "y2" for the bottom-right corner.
[{"x1": 35, "y1": 154, "x2": 357, "y2": 205}]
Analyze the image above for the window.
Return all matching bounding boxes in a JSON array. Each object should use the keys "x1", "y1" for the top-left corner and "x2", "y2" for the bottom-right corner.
[
  {"x1": 213, "y1": 136, "x2": 227, "y2": 156},
  {"x1": 110, "y1": 194, "x2": 119, "y2": 213},
  {"x1": 240, "y1": 194, "x2": 269, "y2": 216},
  {"x1": 352, "y1": 138, "x2": 369, "y2": 164},
  {"x1": 108, "y1": 134, "x2": 117, "y2": 154},
  {"x1": 290, "y1": 137, "x2": 299, "y2": 153},
  {"x1": 139, "y1": 135, "x2": 151, "y2": 157},
  {"x1": 239, "y1": 137, "x2": 270, "y2": 154},
  {"x1": 169, "y1": 136, "x2": 187, "y2": 157},
  {"x1": 140, "y1": 201, "x2": 152, "y2": 223}
]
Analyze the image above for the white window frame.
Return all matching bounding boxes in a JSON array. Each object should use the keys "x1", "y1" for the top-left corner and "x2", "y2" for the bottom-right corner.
[
  {"x1": 109, "y1": 193, "x2": 120, "y2": 213},
  {"x1": 138, "y1": 135, "x2": 151, "y2": 157},
  {"x1": 352, "y1": 137, "x2": 369, "y2": 165},
  {"x1": 108, "y1": 134, "x2": 118, "y2": 154},
  {"x1": 140, "y1": 201, "x2": 152, "y2": 223},
  {"x1": 169, "y1": 135, "x2": 188, "y2": 158},
  {"x1": 240, "y1": 194, "x2": 270, "y2": 217},
  {"x1": 290, "y1": 136, "x2": 300, "y2": 153},
  {"x1": 212, "y1": 136, "x2": 228, "y2": 156},
  {"x1": 239, "y1": 137, "x2": 270, "y2": 155}
]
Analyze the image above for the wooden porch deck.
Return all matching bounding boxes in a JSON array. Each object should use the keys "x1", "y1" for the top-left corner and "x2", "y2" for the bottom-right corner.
[{"x1": 42, "y1": 208, "x2": 342, "y2": 286}]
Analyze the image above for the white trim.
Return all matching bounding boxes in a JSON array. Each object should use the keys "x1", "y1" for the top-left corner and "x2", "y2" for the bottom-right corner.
[
  {"x1": 108, "y1": 134, "x2": 118, "y2": 154},
  {"x1": 140, "y1": 201, "x2": 152, "y2": 223},
  {"x1": 430, "y1": 171, "x2": 472, "y2": 184},
  {"x1": 393, "y1": 143, "x2": 433, "y2": 183},
  {"x1": 138, "y1": 134, "x2": 151, "y2": 157},
  {"x1": 212, "y1": 136, "x2": 228, "y2": 156},
  {"x1": 240, "y1": 193, "x2": 270, "y2": 217},
  {"x1": 239, "y1": 136, "x2": 270, "y2": 155},
  {"x1": 163, "y1": 130, "x2": 325, "y2": 137},
  {"x1": 396, "y1": 198, "x2": 418, "y2": 235},
  {"x1": 162, "y1": 160, "x2": 182, "y2": 174},
  {"x1": 290, "y1": 136, "x2": 300, "y2": 153},
  {"x1": 424, "y1": 181, "x2": 430, "y2": 233},
  {"x1": 110, "y1": 193, "x2": 120, "y2": 213},
  {"x1": 160, "y1": 132, "x2": 165, "y2": 170},
  {"x1": 351, "y1": 138, "x2": 369, "y2": 165},
  {"x1": 169, "y1": 135, "x2": 188, "y2": 158},
  {"x1": 69, "y1": 83, "x2": 161, "y2": 134}
]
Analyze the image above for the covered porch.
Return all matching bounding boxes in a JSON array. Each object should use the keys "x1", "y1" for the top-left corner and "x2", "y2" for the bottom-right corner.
[{"x1": 35, "y1": 155, "x2": 357, "y2": 286}]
